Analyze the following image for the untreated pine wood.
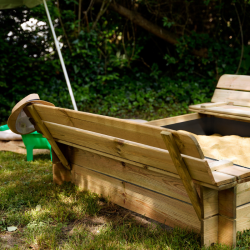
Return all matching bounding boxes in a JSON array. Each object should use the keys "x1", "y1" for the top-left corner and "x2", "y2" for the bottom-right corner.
[
  {"x1": 188, "y1": 108, "x2": 250, "y2": 123},
  {"x1": 211, "y1": 89, "x2": 250, "y2": 107},
  {"x1": 237, "y1": 182, "x2": 250, "y2": 206},
  {"x1": 216, "y1": 74, "x2": 250, "y2": 91},
  {"x1": 27, "y1": 105, "x2": 71, "y2": 170},
  {"x1": 34, "y1": 104, "x2": 169, "y2": 150},
  {"x1": 161, "y1": 131, "x2": 202, "y2": 220},
  {"x1": 34, "y1": 104, "x2": 204, "y2": 158},
  {"x1": 72, "y1": 164, "x2": 201, "y2": 232},
  {"x1": 219, "y1": 187, "x2": 236, "y2": 219},
  {"x1": 200, "y1": 102, "x2": 228, "y2": 108},
  {"x1": 201, "y1": 216, "x2": 218, "y2": 246},
  {"x1": 236, "y1": 203, "x2": 250, "y2": 232},
  {"x1": 146, "y1": 113, "x2": 201, "y2": 126},
  {"x1": 216, "y1": 166, "x2": 250, "y2": 180},
  {"x1": 218, "y1": 216, "x2": 236, "y2": 247},
  {"x1": 67, "y1": 146, "x2": 192, "y2": 203},
  {"x1": 45, "y1": 121, "x2": 220, "y2": 184},
  {"x1": 209, "y1": 159, "x2": 233, "y2": 171},
  {"x1": 55, "y1": 138, "x2": 181, "y2": 179},
  {"x1": 200, "y1": 186, "x2": 218, "y2": 219}
]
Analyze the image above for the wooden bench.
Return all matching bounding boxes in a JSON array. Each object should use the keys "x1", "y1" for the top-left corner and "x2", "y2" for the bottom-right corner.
[
  {"x1": 9, "y1": 87, "x2": 250, "y2": 247},
  {"x1": 188, "y1": 74, "x2": 250, "y2": 122}
]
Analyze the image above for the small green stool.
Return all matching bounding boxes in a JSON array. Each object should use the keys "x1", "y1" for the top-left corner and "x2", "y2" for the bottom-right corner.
[
  {"x1": 22, "y1": 131, "x2": 52, "y2": 161},
  {"x1": 0, "y1": 124, "x2": 52, "y2": 161}
]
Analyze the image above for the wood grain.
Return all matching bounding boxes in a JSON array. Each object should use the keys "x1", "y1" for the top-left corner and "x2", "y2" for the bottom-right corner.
[
  {"x1": 44, "y1": 121, "x2": 219, "y2": 184},
  {"x1": 146, "y1": 113, "x2": 201, "y2": 126},
  {"x1": 67, "y1": 146, "x2": 192, "y2": 203},
  {"x1": 212, "y1": 89, "x2": 250, "y2": 107},
  {"x1": 200, "y1": 186, "x2": 218, "y2": 219},
  {"x1": 34, "y1": 104, "x2": 204, "y2": 158},
  {"x1": 216, "y1": 166, "x2": 250, "y2": 180},
  {"x1": 209, "y1": 159, "x2": 233, "y2": 171},
  {"x1": 236, "y1": 203, "x2": 250, "y2": 232},
  {"x1": 200, "y1": 102, "x2": 228, "y2": 108},
  {"x1": 27, "y1": 105, "x2": 71, "y2": 170},
  {"x1": 218, "y1": 216, "x2": 236, "y2": 247},
  {"x1": 161, "y1": 131, "x2": 201, "y2": 220},
  {"x1": 72, "y1": 164, "x2": 201, "y2": 232},
  {"x1": 237, "y1": 182, "x2": 250, "y2": 206},
  {"x1": 219, "y1": 187, "x2": 236, "y2": 219},
  {"x1": 201, "y1": 216, "x2": 218, "y2": 246},
  {"x1": 216, "y1": 74, "x2": 250, "y2": 91},
  {"x1": 189, "y1": 107, "x2": 250, "y2": 123}
]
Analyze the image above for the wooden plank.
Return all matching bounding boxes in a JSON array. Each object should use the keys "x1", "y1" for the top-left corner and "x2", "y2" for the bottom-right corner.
[
  {"x1": 209, "y1": 159, "x2": 233, "y2": 171},
  {"x1": 216, "y1": 74, "x2": 250, "y2": 91},
  {"x1": 26, "y1": 105, "x2": 71, "y2": 170},
  {"x1": 212, "y1": 89, "x2": 250, "y2": 107},
  {"x1": 55, "y1": 138, "x2": 182, "y2": 179},
  {"x1": 34, "y1": 104, "x2": 168, "y2": 150},
  {"x1": 45, "y1": 121, "x2": 217, "y2": 184},
  {"x1": 201, "y1": 216, "x2": 218, "y2": 246},
  {"x1": 194, "y1": 180, "x2": 237, "y2": 191},
  {"x1": 72, "y1": 164, "x2": 201, "y2": 232},
  {"x1": 34, "y1": 104, "x2": 204, "y2": 158},
  {"x1": 219, "y1": 187, "x2": 236, "y2": 219},
  {"x1": 189, "y1": 107, "x2": 250, "y2": 123},
  {"x1": 218, "y1": 216, "x2": 236, "y2": 247},
  {"x1": 236, "y1": 203, "x2": 250, "y2": 232},
  {"x1": 237, "y1": 182, "x2": 250, "y2": 206},
  {"x1": 212, "y1": 172, "x2": 236, "y2": 186},
  {"x1": 67, "y1": 147, "x2": 192, "y2": 203},
  {"x1": 200, "y1": 186, "x2": 218, "y2": 219},
  {"x1": 171, "y1": 130, "x2": 204, "y2": 159},
  {"x1": 161, "y1": 131, "x2": 202, "y2": 220},
  {"x1": 146, "y1": 113, "x2": 201, "y2": 126},
  {"x1": 200, "y1": 102, "x2": 228, "y2": 108},
  {"x1": 216, "y1": 166, "x2": 250, "y2": 180}
]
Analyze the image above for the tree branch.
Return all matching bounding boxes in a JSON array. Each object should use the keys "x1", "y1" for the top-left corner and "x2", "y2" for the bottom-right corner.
[{"x1": 95, "y1": 0, "x2": 207, "y2": 57}]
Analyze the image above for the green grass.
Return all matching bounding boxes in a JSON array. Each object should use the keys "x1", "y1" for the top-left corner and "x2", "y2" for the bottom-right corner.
[{"x1": 0, "y1": 151, "x2": 247, "y2": 249}]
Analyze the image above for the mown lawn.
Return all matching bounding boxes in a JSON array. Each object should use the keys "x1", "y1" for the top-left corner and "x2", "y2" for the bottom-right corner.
[{"x1": 0, "y1": 151, "x2": 249, "y2": 249}]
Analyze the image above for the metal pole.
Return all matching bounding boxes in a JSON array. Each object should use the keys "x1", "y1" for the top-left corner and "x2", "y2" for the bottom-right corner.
[{"x1": 43, "y1": 0, "x2": 78, "y2": 110}]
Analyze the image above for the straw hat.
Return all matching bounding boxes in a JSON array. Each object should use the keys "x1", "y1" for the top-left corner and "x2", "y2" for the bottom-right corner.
[{"x1": 7, "y1": 93, "x2": 54, "y2": 135}]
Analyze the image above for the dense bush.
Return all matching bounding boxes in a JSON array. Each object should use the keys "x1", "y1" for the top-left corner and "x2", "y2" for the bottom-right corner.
[{"x1": 1, "y1": 0, "x2": 250, "y2": 122}]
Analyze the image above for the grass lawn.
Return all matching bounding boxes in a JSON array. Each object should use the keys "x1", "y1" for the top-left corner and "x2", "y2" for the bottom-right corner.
[{"x1": 0, "y1": 151, "x2": 249, "y2": 249}]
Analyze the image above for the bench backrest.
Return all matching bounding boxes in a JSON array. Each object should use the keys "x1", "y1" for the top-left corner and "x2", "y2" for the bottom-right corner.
[
  {"x1": 31, "y1": 104, "x2": 220, "y2": 185},
  {"x1": 212, "y1": 74, "x2": 250, "y2": 106}
]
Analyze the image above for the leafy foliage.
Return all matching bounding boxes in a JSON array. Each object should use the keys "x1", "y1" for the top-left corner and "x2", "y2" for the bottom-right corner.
[{"x1": 0, "y1": 0, "x2": 250, "y2": 122}]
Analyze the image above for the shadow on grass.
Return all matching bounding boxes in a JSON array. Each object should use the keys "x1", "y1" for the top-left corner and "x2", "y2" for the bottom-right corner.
[{"x1": 0, "y1": 151, "x2": 240, "y2": 249}]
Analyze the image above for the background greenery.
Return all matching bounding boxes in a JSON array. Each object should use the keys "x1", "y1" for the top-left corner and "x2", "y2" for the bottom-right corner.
[{"x1": 1, "y1": 0, "x2": 250, "y2": 122}]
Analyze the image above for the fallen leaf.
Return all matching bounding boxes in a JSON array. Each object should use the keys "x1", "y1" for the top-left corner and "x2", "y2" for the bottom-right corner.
[
  {"x1": 7, "y1": 226, "x2": 17, "y2": 232},
  {"x1": 36, "y1": 205, "x2": 41, "y2": 211}
]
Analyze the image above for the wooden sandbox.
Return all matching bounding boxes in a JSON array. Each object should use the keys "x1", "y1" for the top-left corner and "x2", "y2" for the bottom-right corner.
[{"x1": 9, "y1": 74, "x2": 250, "y2": 247}]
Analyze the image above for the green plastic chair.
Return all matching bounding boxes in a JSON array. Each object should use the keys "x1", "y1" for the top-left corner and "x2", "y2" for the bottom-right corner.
[
  {"x1": 22, "y1": 131, "x2": 52, "y2": 161},
  {"x1": 0, "y1": 124, "x2": 52, "y2": 161}
]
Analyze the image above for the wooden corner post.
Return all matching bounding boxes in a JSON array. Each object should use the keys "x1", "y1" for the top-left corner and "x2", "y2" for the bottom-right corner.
[{"x1": 161, "y1": 131, "x2": 202, "y2": 220}]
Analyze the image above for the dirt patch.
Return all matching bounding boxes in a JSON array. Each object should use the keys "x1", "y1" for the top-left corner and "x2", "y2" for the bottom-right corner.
[{"x1": 0, "y1": 231, "x2": 25, "y2": 249}]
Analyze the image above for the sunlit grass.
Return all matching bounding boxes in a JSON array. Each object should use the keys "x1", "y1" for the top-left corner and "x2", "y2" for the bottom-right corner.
[{"x1": 0, "y1": 151, "x2": 246, "y2": 249}]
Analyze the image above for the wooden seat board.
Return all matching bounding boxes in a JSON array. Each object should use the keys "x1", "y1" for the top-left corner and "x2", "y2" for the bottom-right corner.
[
  {"x1": 43, "y1": 121, "x2": 217, "y2": 183},
  {"x1": 216, "y1": 74, "x2": 250, "y2": 92},
  {"x1": 34, "y1": 104, "x2": 204, "y2": 159},
  {"x1": 43, "y1": 121, "x2": 238, "y2": 186},
  {"x1": 211, "y1": 89, "x2": 250, "y2": 107}
]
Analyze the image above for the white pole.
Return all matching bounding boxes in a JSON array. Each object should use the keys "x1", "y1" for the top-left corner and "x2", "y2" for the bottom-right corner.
[{"x1": 43, "y1": 0, "x2": 78, "y2": 110}]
